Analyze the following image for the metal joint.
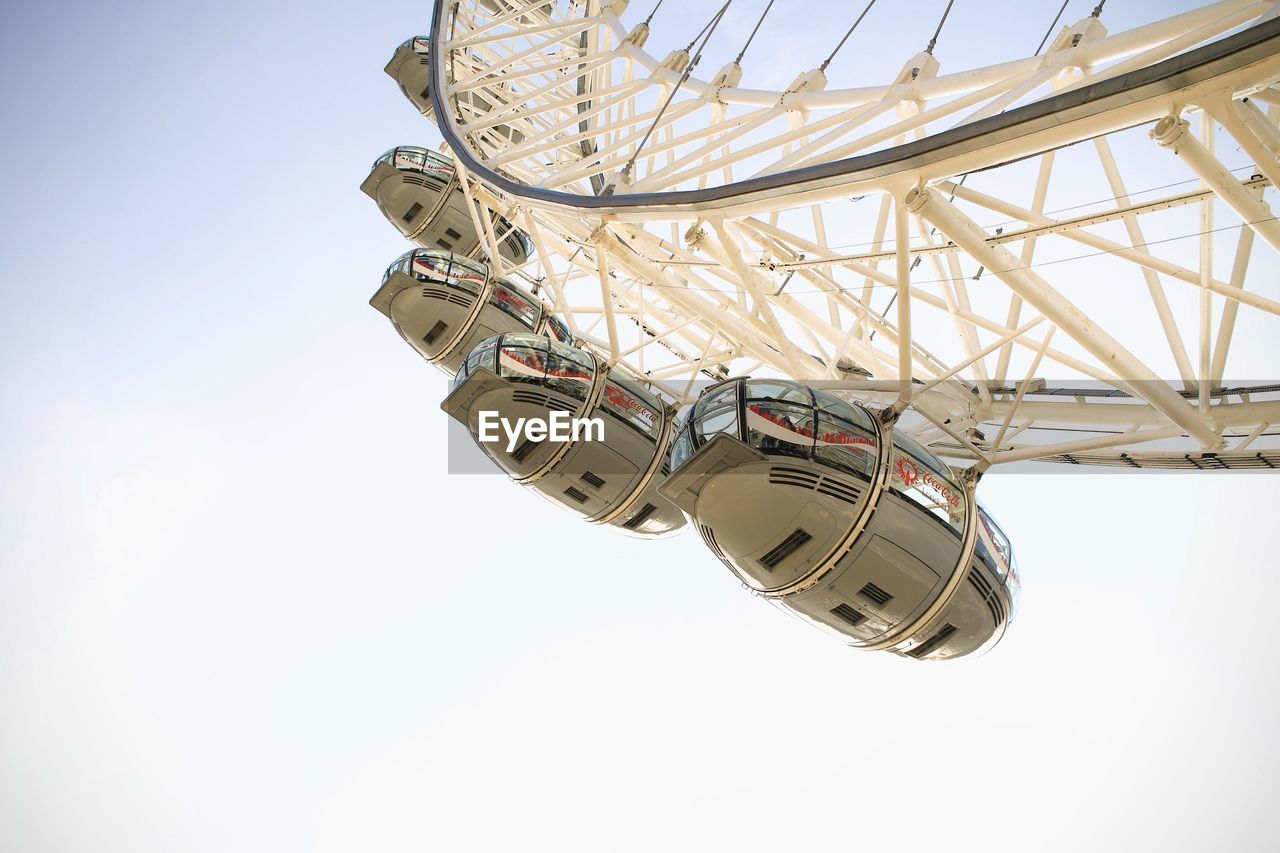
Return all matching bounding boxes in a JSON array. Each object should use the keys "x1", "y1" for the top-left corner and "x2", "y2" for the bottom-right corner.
[{"x1": 1150, "y1": 113, "x2": 1189, "y2": 149}]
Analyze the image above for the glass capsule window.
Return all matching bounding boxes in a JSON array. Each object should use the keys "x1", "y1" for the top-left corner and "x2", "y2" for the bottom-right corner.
[
  {"x1": 812, "y1": 391, "x2": 879, "y2": 480},
  {"x1": 979, "y1": 501, "x2": 1022, "y2": 619},
  {"x1": 376, "y1": 146, "x2": 454, "y2": 181},
  {"x1": 456, "y1": 335, "x2": 499, "y2": 387},
  {"x1": 384, "y1": 250, "x2": 487, "y2": 295},
  {"x1": 391, "y1": 147, "x2": 426, "y2": 170},
  {"x1": 889, "y1": 430, "x2": 966, "y2": 535},
  {"x1": 1006, "y1": 551, "x2": 1022, "y2": 620},
  {"x1": 669, "y1": 407, "x2": 694, "y2": 469},
  {"x1": 543, "y1": 341, "x2": 596, "y2": 402},
  {"x1": 743, "y1": 380, "x2": 819, "y2": 460},
  {"x1": 490, "y1": 335, "x2": 596, "y2": 400},
  {"x1": 456, "y1": 335, "x2": 598, "y2": 405},
  {"x1": 601, "y1": 371, "x2": 663, "y2": 440},
  {"x1": 692, "y1": 383, "x2": 739, "y2": 446},
  {"x1": 543, "y1": 314, "x2": 573, "y2": 345},
  {"x1": 496, "y1": 333, "x2": 550, "y2": 385},
  {"x1": 670, "y1": 425, "x2": 695, "y2": 470},
  {"x1": 489, "y1": 280, "x2": 541, "y2": 329},
  {"x1": 746, "y1": 399, "x2": 814, "y2": 459},
  {"x1": 509, "y1": 230, "x2": 535, "y2": 260},
  {"x1": 383, "y1": 253, "x2": 412, "y2": 281},
  {"x1": 974, "y1": 506, "x2": 1006, "y2": 578},
  {"x1": 745, "y1": 381, "x2": 812, "y2": 406},
  {"x1": 675, "y1": 379, "x2": 881, "y2": 480}
]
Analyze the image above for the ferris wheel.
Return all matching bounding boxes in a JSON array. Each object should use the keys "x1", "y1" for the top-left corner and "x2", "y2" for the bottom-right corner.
[
  {"x1": 364, "y1": 0, "x2": 1280, "y2": 659},
  {"x1": 394, "y1": 0, "x2": 1280, "y2": 468}
]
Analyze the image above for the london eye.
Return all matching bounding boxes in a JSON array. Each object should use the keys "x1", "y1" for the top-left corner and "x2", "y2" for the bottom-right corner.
[{"x1": 365, "y1": 0, "x2": 1280, "y2": 659}]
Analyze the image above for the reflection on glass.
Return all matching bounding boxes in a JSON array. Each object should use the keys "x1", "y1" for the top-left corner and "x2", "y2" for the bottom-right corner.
[
  {"x1": 691, "y1": 383, "x2": 739, "y2": 445},
  {"x1": 673, "y1": 380, "x2": 884, "y2": 480},
  {"x1": 489, "y1": 280, "x2": 541, "y2": 328},
  {"x1": 694, "y1": 399, "x2": 738, "y2": 445},
  {"x1": 743, "y1": 380, "x2": 812, "y2": 405},
  {"x1": 454, "y1": 337, "x2": 496, "y2": 390},
  {"x1": 544, "y1": 342, "x2": 595, "y2": 401},
  {"x1": 384, "y1": 249, "x2": 487, "y2": 294},
  {"x1": 498, "y1": 334, "x2": 549, "y2": 385},
  {"x1": 814, "y1": 409, "x2": 877, "y2": 478},
  {"x1": 671, "y1": 428, "x2": 694, "y2": 469},
  {"x1": 465, "y1": 337, "x2": 497, "y2": 374},
  {"x1": 890, "y1": 432, "x2": 966, "y2": 534},
  {"x1": 601, "y1": 372, "x2": 662, "y2": 438},
  {"x1": 975, "y1": 506, "x2": 1010, "y2": 578},
  {"x1": 375, "y1": 146, "x2": 454, "y2": 181},
  {"x1": 746, "y1": 401, "x2": 813, "y2": 458},
  {"x1": 544, "y1": 314, "x2": 573, "y2": 344},
  {"x1": 1006, "y1": 551, "x2": 1022, "y2": 619},
  {"x1": 508, "y1": 230, "x2": 535, "y2": 261}
]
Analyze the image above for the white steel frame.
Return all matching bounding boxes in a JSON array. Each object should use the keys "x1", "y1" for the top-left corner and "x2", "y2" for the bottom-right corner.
[{"x1": 419, "y1": 0, "x2": 1280, "y2": 469}]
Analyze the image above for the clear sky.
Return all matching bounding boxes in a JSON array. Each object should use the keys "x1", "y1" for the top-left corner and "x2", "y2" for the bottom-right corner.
[{"x1": 1, "y1": 1, "x2": 1278, "y2": 851}]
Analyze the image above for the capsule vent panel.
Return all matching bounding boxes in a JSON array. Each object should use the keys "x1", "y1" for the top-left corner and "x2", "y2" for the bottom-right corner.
[
  {"x1": 967, "y1": 570, "x2": 1006, "y2": 627},
  {"x1": 563, "y1": 487, "x2": 589, "y2": 504},
  {"x1": 444, "y1": 227, "x2": 463, "y2": 240},
  {"x1": 580, "y1": 471, "x2": 605, "y2": 489},
  {"x1": 511, "y1": 439, "x2": 538, "y2": 463},
  {"x1": 423, "y1": 321, "x2": 448, "y2": 345},
  {"x1": 830, "y1": 603, "x2": 866, "y2": 627},
  {"x1": 858, "y1": 582, "x2": 893, "y2": 607},
  {"x1": 759, "y1": 528, "x2": 813, "y2": 571},
  {"x1": 907, "y1": 623, "x2": 958, "y2": 659},
  {"x1": 768, "y1": 466, "x2": 862, "y2": 507},
  {"x1": 419, "y1": 288, "x2": 473, "y2": 308},
  {"x1": 402, "y1": 202, "x2": 424, "y2": 223},
  {"x1": 510, "y1": 390, "x2": 574, "y2": 414},
  {"x1": 768, "y1": 466, "x2": 820, "y2": 491},
  {"x1": 623, "y1": 503, "x2": 657, "y2": 530},
  {"x1": 816, "y1": 478, "x2": 862, "y2": 505},
  {"x1": 698, "y1": 524, "x2": 729, "y2": 564}
]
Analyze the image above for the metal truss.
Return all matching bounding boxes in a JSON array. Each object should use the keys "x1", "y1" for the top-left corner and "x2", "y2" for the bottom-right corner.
[{"x1": 420, "y1": 0, "x2": 1280, "y2": 469}]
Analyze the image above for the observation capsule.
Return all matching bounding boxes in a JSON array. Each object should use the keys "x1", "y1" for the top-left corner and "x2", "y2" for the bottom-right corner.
[
  {"x1": 658, "y1": 379, "x2": 1020, "y2": 660},
  {"x1": 360, "y1": 146, "x2": 533, "y2": 265},
  {"x1": 370, "y1": 249, "x2": 573, "y2": 373},
  {"x1": 384, "y1": 37, "x2": 436, "y2": 118},
  {"x1": 442, "y1": 333, "x2": 686, "y2": 536},
  {"x1": 382, "y1": 38, "x2": 526, "y2": 146}
]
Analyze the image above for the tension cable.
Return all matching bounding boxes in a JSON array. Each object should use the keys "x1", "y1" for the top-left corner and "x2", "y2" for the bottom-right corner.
[
  {"x1": 925, "y1": 0, "x2": 956, "y2": 55},
  {"x1": 735, "y1": 0, "x2": 777, "y2": 65},
  {"x1": 819, "y1": 0, "x2": 877, "y2": 73},
  {"x1": 615, "y1": 0, "x2": 734, "y2": 186}
]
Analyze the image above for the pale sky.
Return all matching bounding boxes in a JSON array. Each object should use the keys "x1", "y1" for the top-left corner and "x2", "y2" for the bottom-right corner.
[{"x1": 1, "y1": 1, "x2": 1278, "y2": 851}]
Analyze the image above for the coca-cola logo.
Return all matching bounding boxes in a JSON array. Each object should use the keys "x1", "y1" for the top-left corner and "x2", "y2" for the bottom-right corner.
[
  {"x1": 494, "y1": 288, "x2": 534, "y2": 318},
  {"x1": 604, "y1": 385, "x2": 656, "y2": 427},
  {"x1": 895, "y1": 456, "x2": 920, "y2": 488},
  {"x1": 893, "y1": 453, "x2": 960, "y2": 509}
]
